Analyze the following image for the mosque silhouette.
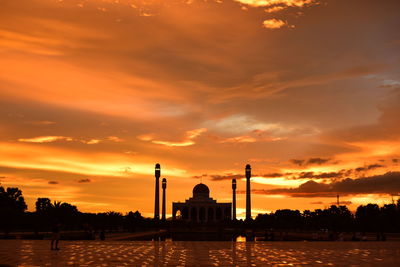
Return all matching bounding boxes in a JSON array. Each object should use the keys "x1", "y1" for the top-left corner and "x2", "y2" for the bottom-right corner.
[{"x1": 153, "y1": 163, "x2": 252, "y2": 222}]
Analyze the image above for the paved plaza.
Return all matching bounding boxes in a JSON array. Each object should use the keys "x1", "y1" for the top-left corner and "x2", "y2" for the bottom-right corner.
[{"x1": 0, "y1": 240, "x2": 400, "y2": 266}]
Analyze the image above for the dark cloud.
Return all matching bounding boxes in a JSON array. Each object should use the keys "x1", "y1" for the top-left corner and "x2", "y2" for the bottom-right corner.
[
  {"x1": 202, "y1": 172, "x2": 285, "y2": 181},
  {"x1": 310, "y1": 201, "x2": 323, "y2": 204},
  {"x1": 367, "y1": 164, "x2": 385, "y2": 169},
  {"x1": 307, "y1": 158, "x2": 331, "y2": 165},
  {"x1": 294, "y1": 168, "x2": 354, "y2": 179},
  {"x1": 290, "y1": 159, "x2": 305, "y2": 166},
  {"x1": 262, "y1": 173, "x2": 285, "y2": 178},
  {"x1": 297, "y1": 172, "x2": 315, "y2": 178},
  {"x1": 355, "y1": 164, "x2": 385, "y2": 172},
  {"x1": 209, "y1": 174, "x2": 243, "y2": 181},
  {"x1": 290, "y1": 158, "x2": 331, "y2": 166},
  {"x1": 48, "y1": 181, "x2": 58, "y2": 185},
  {"x1": 329, "y1": 201, "x2": 352, "y2": 205},
  {"x1": 78, "y1": 178, "x2": 91, "y2": 183},
  {"x1": 393, "y1": 159, "x2": 399, "y2": 163},
  {"x1": 243, "y1": 172, "x2": 400, "y2": 197},
  {"x1": 291, "y1": 164, "x2": 386, "y2": 180},
  {"x1": 297, "y1": 171, "x2": 343, "y2": 179},
  {"x1": 192, "y1": 174, "x2": 207, "y2": 179}
]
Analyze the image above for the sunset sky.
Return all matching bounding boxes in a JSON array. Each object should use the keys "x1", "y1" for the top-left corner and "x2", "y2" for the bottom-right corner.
[{"x1": 1, "y1": 0, "x2": 400, "y2": 218}]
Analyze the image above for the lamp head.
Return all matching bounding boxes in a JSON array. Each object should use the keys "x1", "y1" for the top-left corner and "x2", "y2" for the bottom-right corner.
[
  {"x1": 245, "y1": 164, "x2": 251, "y2": 179},
  {"x1": 155, "y1": 163, "x2": 161, "y2": 178},
  {"x1": 232, "y1": 179, "x2": 237, "y2": 190},
  {"x1": 162, "y1": 178, "x2": 167, "y2": 189}
]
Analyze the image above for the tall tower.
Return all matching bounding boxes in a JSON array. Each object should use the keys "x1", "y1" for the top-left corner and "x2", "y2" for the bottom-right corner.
[
  {"x1": 162, "y1": 178, "x2": 167, "y2": 221},
  {"x1": 232, "y1": 179, "x2": 237, "y2": 221},
  {"x1": 154, "y1": 163, "x2": 160, "y2": 220},
  {"x1": 245, "y1": 164, "x2": 252, "y2": 221}
]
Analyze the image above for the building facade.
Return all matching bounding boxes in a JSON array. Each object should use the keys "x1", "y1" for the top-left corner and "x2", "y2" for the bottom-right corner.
[{"x1": 172, "y1": 183, "x2": 231, "y2": 222}]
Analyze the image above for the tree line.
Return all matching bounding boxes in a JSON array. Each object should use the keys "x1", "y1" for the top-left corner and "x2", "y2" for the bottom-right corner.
[
  {"x1": 0, "y1": 185, "x2": 147, "y2": 235},
  {"x1": 1, "y1": 185, "x2": 399, "y2": 234},
  {"x1": 254, "y1": 203, "x2": 400, "y2": 233}
]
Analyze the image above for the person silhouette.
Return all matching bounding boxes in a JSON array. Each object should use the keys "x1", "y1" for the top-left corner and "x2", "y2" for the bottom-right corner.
[
  {"x1": 100, "y1": 229, "x2": 105, "y2": 241},
  {"x1": 51, "y1": 222, "x2": 61, "y2": 250}
]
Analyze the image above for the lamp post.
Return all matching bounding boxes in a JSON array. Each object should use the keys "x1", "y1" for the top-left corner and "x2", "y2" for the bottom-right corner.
[
  {"x1": 245, "y1": 164, "x2": 252, "y2": 221},
  {"x1": 162, "y1": 178, "x2": 167, "y2": 221},
  {"x1": 154, "y1": 163, "x2": 160, "y2": 220},
  {"x1": 232, "y1": 179, "x2": 237, "y2": 220}
]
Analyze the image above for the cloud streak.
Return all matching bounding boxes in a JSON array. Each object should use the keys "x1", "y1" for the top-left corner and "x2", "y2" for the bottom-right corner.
[
  {"x1": 138, "y1": 128, "x2": 207, "y2": 147},
  {"x1": 236, "y1": 0, "x2": 316, "y2": 8},
  {"x1": 18, "y1": 136, "x2": 124, "y2": 145},
  {"x1": 18, "y1": 136, "x2": 72, "y2": 143},
  {"x1": 245, "y1": 172, "x2": 400, "y2": 197}
]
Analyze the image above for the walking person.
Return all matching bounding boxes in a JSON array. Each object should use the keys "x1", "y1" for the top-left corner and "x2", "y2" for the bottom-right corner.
[{"x1": 51, "y1": 222, "x2": 61, "y2": 250}]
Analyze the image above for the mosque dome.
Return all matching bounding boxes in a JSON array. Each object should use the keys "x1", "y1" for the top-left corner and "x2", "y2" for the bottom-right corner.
[{"x1": 192, "y1": 183, "x2": 210, "y2": 198}]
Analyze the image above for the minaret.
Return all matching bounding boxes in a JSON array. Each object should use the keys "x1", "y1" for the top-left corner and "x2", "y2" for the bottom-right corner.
[
  {"x1": 154, "y1": 163, "x2": 160, "y2": 220},
  {"x1": 245, "y1": 164, "x2": 252, "y2": 221},
  {"x1": 162, "y1": 178, "x2": 167, "y2": 221},
  {"x1": 232, "y1": 179, "x2": 237, "y2": 220}
]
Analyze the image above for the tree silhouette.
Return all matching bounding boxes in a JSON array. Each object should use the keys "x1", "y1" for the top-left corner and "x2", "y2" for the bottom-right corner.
[
  {"x1": 35, "y1": 198, "x2": 52, "y2": 214},
  {"x1": 0, "y1": 186, "x2": 27, "y2": 212},
  {"x1": 356, "y1": 204, "x2": 380, "y2": 232},
  {"x1": 124, "y1": 211, "x2": 143, "y2": 231},
  {"x1": 380, "y1": 204, "x2": 398, "y2": 232},
  {"x1": 0, "y1": 185, "x2": 27, "y2": 234}
]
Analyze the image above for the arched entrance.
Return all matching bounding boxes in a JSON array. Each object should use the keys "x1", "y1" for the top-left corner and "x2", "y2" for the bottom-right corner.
[
  {"x1": 216, "y1": 207, "x2": 222, "y2": 221},
  {"x1": 190, "y1": 207, "x2": 197, "y2": 221},
  {"x1": 199, "y1": 207, "x2": 206, "y2": 222},
  {"x1": 208, "y1": 207, "x2": 214, "y2": 222}
]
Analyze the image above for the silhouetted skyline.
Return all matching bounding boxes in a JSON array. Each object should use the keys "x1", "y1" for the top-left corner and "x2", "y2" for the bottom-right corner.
[{"x1": 2, "y1": 183, "x2": 400, "y2": 242}]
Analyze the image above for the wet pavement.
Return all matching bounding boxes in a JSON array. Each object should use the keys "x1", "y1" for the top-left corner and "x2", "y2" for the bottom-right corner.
[{"x1": 0, "y1": 240, "x2": 399, "y2": 266}]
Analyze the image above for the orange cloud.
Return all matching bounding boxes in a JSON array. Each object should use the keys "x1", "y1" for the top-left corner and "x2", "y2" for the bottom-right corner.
[
  {"x1": 263, "y1": 19, "x2": 287, "y2": 29},
  {"x1": 221, "y1": 136, "x2": 257, "y2": 143},
  {"x1": 0, "y1": 53, "x2": 187, "y2": 121},
  {"x1": 186, "y1": 128, "x2": 208, "y2": 139},
  {"x1": 138, "y1": 128, "x2": 207, "y2": 147},
  {"x1": 18, "y1": 136, "x2": 124, "y2": 145},
  {"x1": 83, "y1": 139, "x2": 101, "y2": 145},
  {"x1": 29, "y1": 120, "x2": 56, "y2": 125},
  {"x1": 264, "y1": 6, "x2": 286, "y2": 13},
  {"x1": 345, "y1": 141, "x2": 400, "y2": 158},
  {"x1": 250, "y1": 176, "x2": 307, "y2": 187},
  {"x1": 0, "y1": 142, "x2": 187, "y2": 178},
  {"x1": 137, "y1": 134, "x2": 155, "y2": 142},
  {"x1": 106, "y1": 136, "x2": 124, "y2": 142},
  {"x1": 236, "y1": 0, "x2": 315, "y2": 8},
  {"x1": 0, "y1": 176, "x2": 81, "y2": 201},
  {"x1": 152, "y1": 140, "x2": 196, "y2": 147},
  {"x1": 18, "y1": 136, "x2": 72, "y2": 143}
]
